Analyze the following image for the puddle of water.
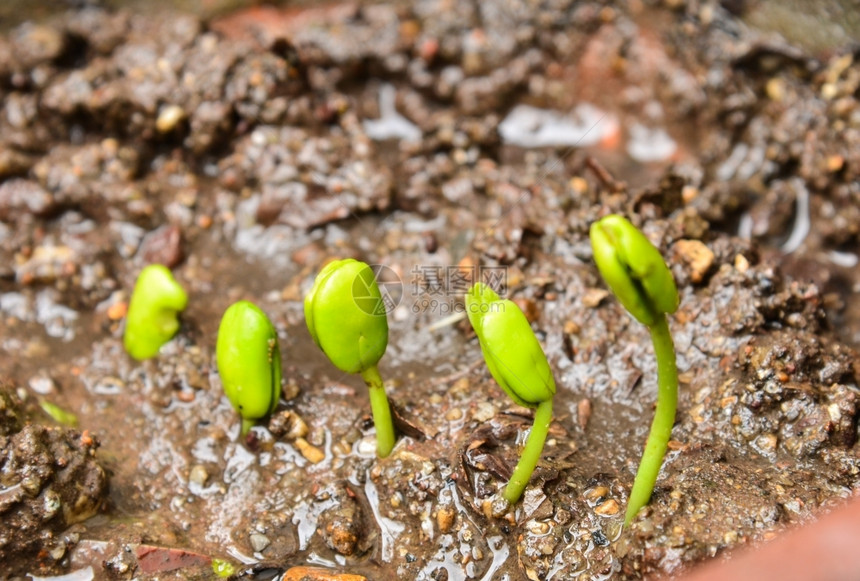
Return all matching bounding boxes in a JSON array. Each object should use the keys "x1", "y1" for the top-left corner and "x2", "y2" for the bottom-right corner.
[
  {"x1": 364, "y1": 470, "x2": 406, "y2": 562},
  {"x1": 480, "y1": 535, "x2": 511, "y2": 581},
  {"x1": 293, "y1": 493, "x2": 338, "y2": 552}
]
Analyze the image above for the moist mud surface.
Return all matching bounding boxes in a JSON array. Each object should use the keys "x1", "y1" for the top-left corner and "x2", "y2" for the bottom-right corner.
[{"x1": 1, "y1": 1, "x2": 860, "y2": 579}]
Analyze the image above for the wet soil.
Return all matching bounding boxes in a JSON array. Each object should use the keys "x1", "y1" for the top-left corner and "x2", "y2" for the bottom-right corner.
[{"x1": 1, "y1": 0, "x2": 860, "y2": 579}]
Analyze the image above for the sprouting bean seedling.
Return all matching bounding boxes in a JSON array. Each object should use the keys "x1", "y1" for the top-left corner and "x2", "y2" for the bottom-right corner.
[
  {"x1": 590, "y1": 214, "x2": 680, "y2": 525},
  {"x1": 216, "y1": 300, "x2": 283, "y2": 436},
  {"x1": 466, "y1": 282, "x2": 556, "y2": 504},
  {"x1": 123, "y1": 264, "x2": 188, "y2": 360},
  {"x1": 305, "y1": 259, "x2": 396, "y2": 458}
]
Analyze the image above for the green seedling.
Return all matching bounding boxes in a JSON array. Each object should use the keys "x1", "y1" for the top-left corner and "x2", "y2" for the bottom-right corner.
[
  {"x1": 39, "y1": 400, "x2": 78, "y2": 427},
  {"x1": 590, "y1": 214, "x2": 680, "y2": 526},
  {"x1": 466, "y1": 283, "x2": 556, "y2": 504},
  {"x1": 123, "y1": 264, "x2": 188, "y2": 360},
  {"x1": 216, "y1": 300, "x2": 282, "y2": 436},
  {"x1": 211, "y1": 558, "x2": 235, "y2": 578},
  {"x1": 305, "y1": 259, "x2": 395, "y2": 458}
]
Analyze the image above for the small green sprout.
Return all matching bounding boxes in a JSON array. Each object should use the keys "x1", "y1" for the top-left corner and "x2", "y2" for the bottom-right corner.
[
  {"x1": 590, "y1": 214, "x2": 680, "y2": 526},
  {"x1": 211, "y1": 558, "x2": 235, "y2": 578},
  {"x1": 466, "y1": 283, "x2": 556, "y2": 504},
  {"x1": 123, "y1": 264, "x2": 188, "y2": 360},
  {"x1": 216, "y1": 300, "x2": 282, "y2": 436},
  {"x1": 39, "y1": 400, "x2": 78, "y2": 427},
  {"x1": 304, "y1": 259, "x2": 395, "y2": 458}
]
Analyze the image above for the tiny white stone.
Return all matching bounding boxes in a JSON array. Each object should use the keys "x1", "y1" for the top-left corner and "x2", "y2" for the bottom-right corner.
[
  {"x1": 356, "y1": 437, "x2": 378, "y2": 457},
  {"x1": 155, "y1": 105, "x2": 185, "y2": 133},
  {"x1": 250, "y1": 533, "x2": 270, "y2": 553}
]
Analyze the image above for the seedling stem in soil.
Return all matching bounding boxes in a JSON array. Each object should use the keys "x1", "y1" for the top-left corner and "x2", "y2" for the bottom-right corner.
[
  {"x1": 590, "y1": 214, "x2": 680, "y2": 526},
  {"x1": 465, "y1": 282, "x2": 556, "y2": 504},
  {"x1": 305, "y1": 259, "x2": 396, "y2": 457}
]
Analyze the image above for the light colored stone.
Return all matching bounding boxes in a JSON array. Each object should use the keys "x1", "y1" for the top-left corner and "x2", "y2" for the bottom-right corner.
[
  {"x1": 250, "y1": 533, "x2": 270, "y2": 553},
  {"x1": 675, "y1": 239, "x2": 715, "y2": 283}
]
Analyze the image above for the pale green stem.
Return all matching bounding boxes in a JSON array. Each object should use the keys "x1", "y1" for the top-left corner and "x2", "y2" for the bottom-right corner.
[
  {"x1": 240, "y1": 417, "x2": 255, "y2": 437},
  {"x1": 625, "y1": 314, "x2": 678, "y2": 525},
  {"x1": 503, "y1": 398, "x2": 553, "y2": 504},
  {"x1": 361, "y1": 364, "x2": 396, "y2": 458}
]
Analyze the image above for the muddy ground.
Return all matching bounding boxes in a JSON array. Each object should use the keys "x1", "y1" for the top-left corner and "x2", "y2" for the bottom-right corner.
[{"x1": 1, "y1": 0, "x2": 860, "y2": 579}]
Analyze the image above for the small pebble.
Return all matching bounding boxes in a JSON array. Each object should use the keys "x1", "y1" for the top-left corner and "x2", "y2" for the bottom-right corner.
[
  {"x1": 720, "y1": 396, "x2": 738, "y2": 408},
  {"x1": 584, "y1": 486, "x2": 609, "y2": 502},
  {"x1": 569, "y1": 176, "x2": 588, "y2": 195},
  {"x1": 445, "y1": 407, "x2": 463, "y2": 421},
  {"x1": 281, "y1": 567, "x2": 367, "y2": 581},
  {"x1": 28, "y1": 374, "x2": 56, "y2": 395},
  {"x1": 424, "y1": 232, "x2": 438, "y2": 253},
  {"x1": 471, "y1": 401, "x2": 497, "y2": 423},
  {"x1": 563, "y1": 320, "x2": 580, "y2": 334},
  {"x1": 282, "y1": 379, "x2": 301, "y2": 401},
  {"x1": 675, "y1": 239, "x2": 714, "y2": 283},
  {"x1": 138, "y1": 225, "x2": 183, "y2": 268},
  {"x1": 49, "y1": 544, "x2": 66, "y2": 561},
  {"x1": 681, "y1": 185, "x2": 698, "y2": 203},
  {"x1": 526, "y1": 520, "x2": 550, "y2": 535},
  {"x1": 594, "y1": 499, "x2": 620, "y2": 516},
  {"x1": 107, "y1": 301, "x2": 128, "y2": 321},
  {"x1": 826, "y1": 155, "x2": 844, "y2": 172},
  {"x1": 249, "y1": 533, "x2": 270, "y2": 553},
  {"x1": 175, "y1": 390, "x2": 195, "y2": 403},
  {"x1": 482, "y1": 496, "x2": 511, "y2": 519},
  {"x1": 332, "y1": 440, "x2": 352, "y2": 456},
  {"x1": 294, "y1": 437, "x2": 325, "y2": 464},
  {"x1": 357, "y1": 438, "x2": 378, "y2": 456},
  {"x1": 690, "y1": 403, "x2": 706, "y2": 423},
  {"x1": 189, "y1": 465, "x2": 209, "y2": 486},
  {"x1": 436, "y1": 507, "x2": 455, "y2": 532},
  {"x1": 582, "y1": 288, "x2": 609, "y2": 308},
  {"x1": 449, "y1": 377, "x2": 470, "y2": 397},
  {"x1": 577, "y1": 399, "x2": 592, "y2": 431},
  {"x1": 269, "y1": 410, "x2": 309, "y2": 440},
  {"x1": 156, "y1": 105, "x2": 186, "y2": 133},
  {"x1": 765, "y1": 77, "x2": 785, "y2": 102},
  {"x1": 754, "y1": 433, "x2": 778, "y2": 457}
]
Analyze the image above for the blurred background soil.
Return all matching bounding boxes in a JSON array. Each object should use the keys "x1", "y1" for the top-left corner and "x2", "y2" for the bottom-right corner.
[{"x1": 3, "y1": 0, "x2": 860, "y2": 54}]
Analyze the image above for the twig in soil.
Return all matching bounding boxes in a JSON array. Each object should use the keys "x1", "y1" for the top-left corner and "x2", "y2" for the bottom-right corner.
[{"x1": 585, "y1": 156, "x2": 627, "y2": 193}]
